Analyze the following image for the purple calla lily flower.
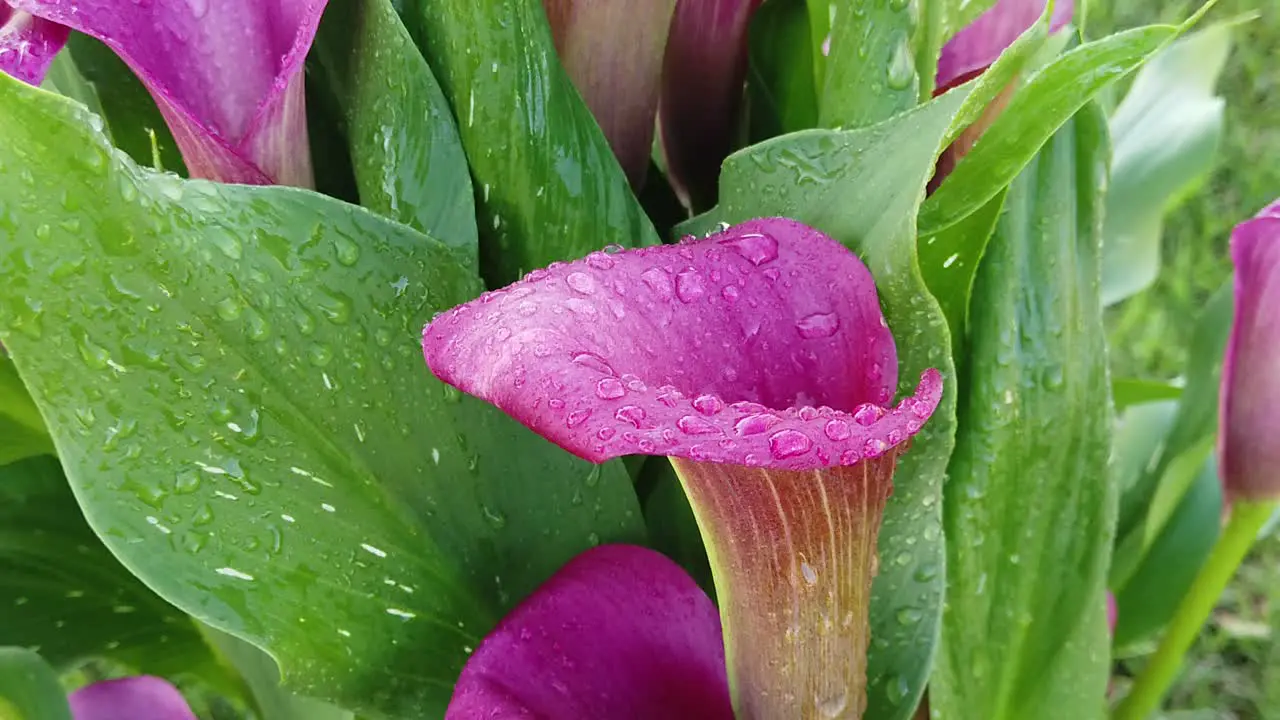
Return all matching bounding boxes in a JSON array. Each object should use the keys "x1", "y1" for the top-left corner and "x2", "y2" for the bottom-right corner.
[
  {"x1": 425, "y1": 218, "x2": 940, "y2": 716},
  {"x1": 9, "y1": 0, "x2": 327, "y2": 187},
  {"x1": 1219, "y1": 198, "x2": 1280, "y2": 502},
  {"x1": 68, "y1": 676, "x2": 197, "y2": 720},
  {"x1": 448, "y1": 544, "x2": 733, "y2": 718},
  {"x1": 0, "y1": 1, "x2": 66, "y2": 86}
]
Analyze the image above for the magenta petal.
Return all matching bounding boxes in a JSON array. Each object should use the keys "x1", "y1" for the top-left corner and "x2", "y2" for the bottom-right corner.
[
  {"x1": 424, "y1": 218, "x2": 941, "y2": 471},
  {"x1": 659, "y1": 0, "x2": 763, "y2": 209},
  {"x1": 68, "y1": 677, "x2": 197, "y2": 720},
  {"x1": 935, "y1": 0, "x2": 1074, "y2": 92},
  {"x1": 11, "y1": 0, "x2": 326, "y2": 186},
  {"x1": 0, "y1": 3, "x2": 68, "y2": 86},
  {"x1": 1219, "y1": 198, "x2": 1280, "y2": 502},
  {"x1": 447, "y1": 544, "x2": 732, "y2": 719}
]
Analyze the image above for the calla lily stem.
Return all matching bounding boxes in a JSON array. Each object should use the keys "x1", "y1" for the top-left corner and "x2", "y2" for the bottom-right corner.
[{"x1": 1113, "y1": 498, "x2": 1278, "y2": 720}]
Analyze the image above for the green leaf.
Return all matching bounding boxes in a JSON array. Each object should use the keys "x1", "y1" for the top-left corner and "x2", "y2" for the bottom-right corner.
[
  {"x1": 313, "y1": 0, "x2": 478, "y2": 266},
  {"x1": 40, "y1": 54, "x2": 107, "y2": 124},
  {"x1": 1100, "y1": 25, "x2": 1230, "y2": 306},
  {"x1": 819, "y1": 0, "x2": 919, "y2": 128},
  {"x1": 919, "y1": 188, "x2": 1006, "y2": 352},
  {"x1": 920, "y1": 24, "x2": 1178, "y2": 235},
  {"x1": 0, "y1": 75, "x2": 645, "y2": 717},
  {"x1": 201, "y1": 627, "x2": 353, "y2": 720},
  {"x1": 401, "y1": 0, "x2": 658, "y2": 286},
  {"x1": 676, "y1": 86, "x2": 973, "y2": 720},
  {"x1": 0, "y1": 357, "x2": 53, "y2": 465},
  {"x1": 1111, "y1": 282, "x2": 1231, "y2": 587},
  {"x1": 934, "y1": 105, "x2": 1114, "y2": 720},
  {"x1": 747, "y1": 0, "x2": 819, "y2": 140},
  {"x1": 1113, "y1": 455, "x2": 1222, "y2": 650},
  {"x1": 63, "y1": 35, "x2": 185, "y2": 175},
  {"x1": 0, "y1": 456, "x2": 220, "y2": 682},
  {"x1": 1112, "y1": 378, "x2": 1183, "y2": 411},
  {"x1": 0, "y1": 648, "x2": 72, "y2": 720}
]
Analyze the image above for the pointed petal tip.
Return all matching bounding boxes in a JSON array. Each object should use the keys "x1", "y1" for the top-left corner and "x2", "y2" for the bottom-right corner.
[
  {"x1": 447, "y1": 544, "x2": 732, "y2": 719},
  {"x1": 68, "y1": 676, "x2": 197, "y2": 720},
  {"x1": 424, "y1": 218, "x2": 940, "y2": 471},
  {"x1": 1220, "y1": 198, "x2": 1280, "y2": 502}
]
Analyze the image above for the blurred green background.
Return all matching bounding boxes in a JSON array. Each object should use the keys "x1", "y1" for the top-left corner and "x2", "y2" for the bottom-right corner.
[{"x1": 1091, "y1": 1, "x2": 1279, "y2": 717}]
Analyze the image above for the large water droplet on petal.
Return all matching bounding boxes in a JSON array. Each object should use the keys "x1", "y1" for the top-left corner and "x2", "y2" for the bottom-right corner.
[
  {"x1": 735, "y1": 413, "x2": 779, "y2": 436},
  {"x1": 641, "y1": 267, "x2": 674, "y2": 299},
  {"x1": 824, "y1": 419, "x2": 852, "y2": 441},
  {"x1": 720, "y1": 232, "x2": 780, "y2": 266},
  {"x1": 595, "y1": 378, "x2": 625, "y2": 399},
  {"x1": 769, "y1": 429, "x2": 813, "y2": 458},
  {"x1": 566, "y1": 271, "x2": 596, "y2": 295},
  {"x1": 692, "y1": 394, "x2": 724, "y2": 415},
  {"x1": 853, "y1": 404, "x2": 881, "y2": 426},
  {"x1": 796, "y1": 311, "x2": 840, "y2": 339},
  {"x1": 675, "y1": 269, "x2": 706, "y2": 303},
  {"x1": 676, "y1": 415, "x2": 719, "y2": 435},
  {"x1": 615, "y1": 405, "x2": 647, "y2": 427}
]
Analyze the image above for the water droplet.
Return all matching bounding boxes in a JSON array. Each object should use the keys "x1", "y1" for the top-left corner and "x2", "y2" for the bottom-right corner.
[
  {"x1": 595, "y1": 377, "x2": 626, "y2": 400},
  {"x1": 566, "y1": 409, "x2": 592, "y2": 428},
  {"x1": 675, "y1": 269, "x2": 705, "y2": 303},
  {"x1": 864, "y1": 438, "x2": 888, "y2": 458},
  {"x1": 816, "y1": 690, "x2": 849, "y2": 718},
  {"x1": 769, "y1": 429, "x2": 813, "y2": 458},
  {"x1": 573, "y1": 352, "x2": 615, "y2": 376},
  {"x1": 597, "y1": 428, "x2": 616, "y2": 441},
  {"x1": 586, "y1": 252, "x2": 614, "y2": 270},
  {"x1": 615, "y1": 406, "x2": 647, "y2": 427},
  {"x1": 735, "y1": 413, "x2": 778, "y2": 436},
  {"x1": 566, "y1": 272, "x2": 596, "y2": 295},
  {"x1": 677, "y1": 415, "x2": 718, "y2": 435},
  {"x1": 692, "y1": 394, "x2": 724, "y2": 415},
  {"x1": 640, "y1": 267, "x2": 673, "y2": 299},
  {"x1": 800, "y1": 560, "x2": 818, "y2": 586},
  {"x1": 332, "y1": 231, "x2": 360, "y2": 266},
  {"x1": 853, "y1": 404, "x2": 881, "y2": 426},
  {"x1": 886, "y1": 35, "x2": 916, "y2": 90},
  {"x1": 886, "y1": 674, "x2": 911, "y2": 705},
  {"x1": 796, "y1": 312, "x2": 840, "y2": 339},
  {"x1": 174, "y1": 470, "x2": 201, "y2": 494},
  {"x1": 585, "y1": 465, "x2": 601, "y2": 487},
  {"x1": 77, "y1": 334, "x2": 112, "y2": 370},
  {"x1": 720, "y1": 232, "x2": 779, "y2": 266},
  {"x1": 482, "y1": 505, "x2": 507, "y2": 529},
  {"x1": 721, "y1": 285, "x2": 741, "y2": 303},
  {"x1": 824, "y1": 419, "x2": 851, "y2": 441}
]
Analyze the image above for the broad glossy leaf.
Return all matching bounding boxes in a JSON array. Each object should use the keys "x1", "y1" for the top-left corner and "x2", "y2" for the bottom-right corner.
[
  {"x1": 676, "y1": 87, "x2": 971, "y2": 719},
  {"x1": 0, "y1": 456, "x2": 218, "y2": 682},
  {"x1": 818, "y1": 0, "x2": 918, "y2": 128},
  {"x1": 313, "y1": 0, "x2": 478, "y2": 264},
  {"x1": 747, "y1": 0, "x2": 818, "y2": 140},
  {"x1": 401, "y1": 0, "x2": 658, "y2": 286},
  {"x1": 1113, "y1": 455, "x2": 1221, "y2": 649},
  {"x1": 934, "y1": 105, "x2": 1113, "y2": 720},
  {"x1": 920, "y1": 24, "x2": 1177, "y2": 234},
  {"x1": 0, "y1": 648, "x2": 71, "y2": 720},
  {"x1": 1101, "y1": 25, "x2": 1229, "y2": 306},
  {"x1": 0, "y1": 76, "x2": 645, "y2": 717},
  {"x1": 63, "y1": 34, "x2": 185, "y2": 175},
  {"x1": 0, "y1": 356, "x2": 52, "y2": 465}
]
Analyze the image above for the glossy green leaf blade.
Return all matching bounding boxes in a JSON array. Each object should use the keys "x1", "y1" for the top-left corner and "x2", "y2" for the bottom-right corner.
[
  {"x1": 0, "y1": 76, "x2": 645, "y2": 717},
  {"x1": 402, "y1": 0, "x2": 658, "y2": 286},
  {"x1": 920, "y1": 24, "x2": 1177, "y2": 234},
  {"x1": 819, "y1": 0, "x2": 919, "y2": 128},
  {"x1": 1113, "y1": 455, "x2": 1222, "y2": 649},
  {"x1": 1101, "y1": 24, "x2": 1229, "y2": 306},
  {"x1": 0, "y1": 456, "x2": 219, "y2": 682},
  {"x1": 919, "y1": 188, "x2": 1006, "y2": 351},
  {"x1": 0, "y1": 648, "x2": 72, "y2": 720},
  {"x1": 313, "y1": 0, "x2": 478, "y2": 265},
  {"x1": 677, "y1": 87, "x2": 972, "y2": 720},
  {"x1": 0, "y1": 357, "x2": 52, "y2": 465},
  {"x1": 747, "y1": 0, "x2": 818, "y2": 140},
  {"x1": 934, "y1": 106, "x2": 1113, "y2": 720},
  {"x1": 63, "y1": 35, "x2": 185, "y2": 175}
]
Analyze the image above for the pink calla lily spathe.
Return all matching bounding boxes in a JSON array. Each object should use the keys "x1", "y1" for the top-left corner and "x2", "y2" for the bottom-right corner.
[
  {"x1": 0, "y1": 1, "x2": 66, "y2": 86},
  {"x1": 447, "y1": 544, "x2": 732, "y2": 719},
  {"x1": 936, "y1": 0, "x2": 1075, "y2": 93},
  {"x1": 425, "y1": 218, "x2": 941, "y2": 716},
  {"x1": 1219, "y1": 199, "x2": 1280, "y2": 502},
  {"x1": 68, "y1": 676, "x2": 197, "y2": 720},
  {"x1": 7, "y1": 0, "x2": 327, "y2": 187}
]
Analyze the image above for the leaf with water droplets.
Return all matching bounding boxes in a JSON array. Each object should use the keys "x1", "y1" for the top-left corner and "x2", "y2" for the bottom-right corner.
[
  {"x1": 399, "y1": 0, "x2": 658, "y2": 286},
  {"x1": 675, "y1": 86, "x2": 973, "y2": 719},
  {"x1": 0, "y1": 74, "x2": 644, "y2": 717},
  {"x1": 932, "y1": 106, "x2": 1113, "y2": 720},
  {"x1": 816, "y1": 0, "x2": 919, "y2": 128},
  {"x1": 0, "y1": 456, "x2": 225, "y2": 689},
  {"x1": 312, "y1": 0, "x2": 478, "y2": 266}
]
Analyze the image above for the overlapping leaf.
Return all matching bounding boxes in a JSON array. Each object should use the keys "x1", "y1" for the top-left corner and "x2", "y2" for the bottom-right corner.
[{"x1": 0, "y1": 75, "x2": 644, "y2": 717}]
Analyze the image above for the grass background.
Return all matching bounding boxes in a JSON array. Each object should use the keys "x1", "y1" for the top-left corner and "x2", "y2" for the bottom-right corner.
[{"x1": 1089, "y1": 1, "x2": 1279, "y2": 717}]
